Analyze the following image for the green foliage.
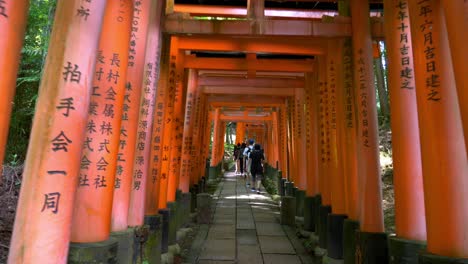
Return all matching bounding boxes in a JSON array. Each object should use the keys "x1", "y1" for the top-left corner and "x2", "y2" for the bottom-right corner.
[{"x1": 5, "y1": 0, "x2": 56, "y2": 164}]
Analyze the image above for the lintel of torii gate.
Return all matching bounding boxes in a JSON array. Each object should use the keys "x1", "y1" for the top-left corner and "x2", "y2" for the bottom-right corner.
[
  {"x1": 203, "y1": 86, "x2": 296, "y2": 97},
  {"x1": 198, "y1": 75, "x2": 304, "y2": 88},
  {"x1": 184, "y1": 55, "x2": 314, "y2": 72},
  {"x1": 208, "y1": 95, "x2": 285, "y2": 107},
  {"x1": 165, "y1": 16, "x2": 384, "y2": 38},
  {"x1": 208, "y1": 110, "x2": 274, "y2": 122}
]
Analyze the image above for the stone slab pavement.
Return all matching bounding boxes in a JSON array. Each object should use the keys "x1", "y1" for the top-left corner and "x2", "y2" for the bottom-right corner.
[{"x1": 191, "y1": 171, "x2": 317, "y2": 264}]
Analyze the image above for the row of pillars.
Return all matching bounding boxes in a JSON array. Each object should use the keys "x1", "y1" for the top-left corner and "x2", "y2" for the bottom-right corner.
[
  {"x1": 2, "y1": 0, "x2": 218, "y2": 263},
  {"x1": 1, "y1": 0, "x2": 468, "y2": 263},
  {"x1": 260, "y1": 1, "x2": 467, "y2": 263}
]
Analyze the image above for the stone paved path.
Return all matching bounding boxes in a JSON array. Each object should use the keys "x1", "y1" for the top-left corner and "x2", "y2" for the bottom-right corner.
[{"x1": 190, "y1": 171, "x2": 315, "y2": 264}]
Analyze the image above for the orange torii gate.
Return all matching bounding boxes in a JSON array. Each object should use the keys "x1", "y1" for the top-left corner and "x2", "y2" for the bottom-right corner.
[{"x1": 4, "y1": 0, "x2": 468, "y2": 263}]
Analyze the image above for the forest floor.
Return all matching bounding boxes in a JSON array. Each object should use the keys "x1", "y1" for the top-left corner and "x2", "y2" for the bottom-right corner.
[{"x1": 0, "y1": 127, "x2": 395, "y2": 263}]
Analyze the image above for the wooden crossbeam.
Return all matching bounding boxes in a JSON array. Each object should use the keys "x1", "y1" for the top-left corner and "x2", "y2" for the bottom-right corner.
[
  {"x1": 198, "y1": 76, "x2": 304, "y2": 88},
  {"x1": 184, "y1": 55, "x2": 314, "y2": 72},
  {"x1": 203, "y1": 86, "x2": 296, "y2": 96}
]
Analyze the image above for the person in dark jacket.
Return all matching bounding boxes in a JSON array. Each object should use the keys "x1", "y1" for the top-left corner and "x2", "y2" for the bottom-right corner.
[{"x1": 249, "y1": 143, "x2": 265, "y2": 194}]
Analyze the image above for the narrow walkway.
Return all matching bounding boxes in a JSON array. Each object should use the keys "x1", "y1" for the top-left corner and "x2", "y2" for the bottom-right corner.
[{"x1": 189, "y1": 171, "x2": 315, "y2": 264}]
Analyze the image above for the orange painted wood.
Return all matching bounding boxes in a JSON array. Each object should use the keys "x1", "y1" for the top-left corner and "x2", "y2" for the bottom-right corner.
[
  {"x1": 0, "y1": 0, "x2": 29, "y2": 173},
  {"x1": 327, "y1": 40, "x2": 347, "y2": 214},
  {"x1": 409, "y1": 0, "x2": 468, "y2": 257},
  {"x1": 336, "y1": 39, "x2": 360, "y2": 220},
  {"x1": 71, "y1": 0, "x2": 133, "y2": 242},
  {"x1": 287, "y1": 99, "x2": 297, "y2": 183},
  {"x1": 189, "y1": 81, "x2": 203, "y2": 186},
  {"x1": 184, "y1": 56, "x2": 315, "y2": 72},
  {"x1": 383, "y1": 0, "x2": 426, "y2": 241},
  {"x1": 8, "y1": 0, "x2": 107, "y2": 262},
  {"x1": 166, "y1": 37, "x2": 185, "y2": 202},
  {"x1": 198, "y1": 76, "x2": 305, "y2": 88},
  {"x1": 317, "y1": 56, "x2": 331, "y2": 206},
  {"x1": 305, "y1": 73, "x2": 320, "y2": 196},
  {"x1": 350, "y1": 0, "x2": 384, "y2": 233},
  {"x1": 111, "y1": 0, "x2": 152, "y2": 232},
  {"x1": 180, "y1": 70, "x2": 198, "y2": 192},
  {"x1": 158, "y1": 37, "x2": 178, "y2": 209},
  {"x1": 442, "y1": 1, "x2": 468, "y2": 154},
  {"x1": 210, "y1": 109, "x2": 221, "y2": 167},
  {"x1": 294, "y1": 88, "x2": 307, "y2": 190},
  {"x1": 177, "y1": 36, "x2": 326, "y2": 55},
  {"x1": 128, "y1": 0, "x2": 163, "y2": 227},
  {"x1": 147, "y1": 36, "x2": 171, "y2": 214}
]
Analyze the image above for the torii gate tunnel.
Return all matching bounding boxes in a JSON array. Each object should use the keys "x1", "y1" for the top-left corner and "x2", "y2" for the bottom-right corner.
[{"x1": 1, "y1": 0, "x2": 467, "y2": 263}]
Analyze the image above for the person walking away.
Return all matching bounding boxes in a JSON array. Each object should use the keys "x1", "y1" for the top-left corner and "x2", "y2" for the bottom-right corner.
[
  {"x1": 243, "y1": 139, "x2": 254, "y2": 186},
  {"x1": 239, "y1": 142, "x2": 246, "y2": 177},
  {"x1": 250, "y1": 143, "x2": 265, "y2": 194},
  {"x1": 233, "y1": 143, "x2": 241, "y2": 174}
]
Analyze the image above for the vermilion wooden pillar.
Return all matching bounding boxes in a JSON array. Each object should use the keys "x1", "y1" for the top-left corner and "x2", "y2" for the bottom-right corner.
[
  {"x1": 279, "y1": 106, "x2": 288, "y2": 174},
  {"x1": 287, "y1": 98, "x2": 297, "y2": 184},
  {"x1": 237, "y1": 122, "x2": 246, "y2": 144},
  {"x1": 71, "y1": 0, "x2": 133, "y2": 243},
  {"x1": 190, "y1": 79, "x2": 203, "y2": 186},
  {"x1": 211, "y1": 108, "x2": 221, "y2": 167},
  {"x1": 128, "y1": 0, "x2": 163, "y2": 227},
  {"x1": 158, "y1": 36, "x2": 177, "y2": 209},
  {"x1": 337, "y1": 38, "x2": 359, "y2": 222},
  {"x1": 271, "y1": 112, "x2": 280, "y2": 168},
  {"x1": 327, "y1": 40, "x2": 347, "y2": 215},
  {"x1": 8, "y1": 1, "x2": 107, "y2": 262},
  {"x1": 305, "y1": 73, "x2": 319, "y2": 197},
  {"x1": 111, "y1": 0, "x2": 152, "y2": 232},
  {"x1": 383, "y1": 0, "x2": 426, "y2": 243},
  {"x1": 441, "y1": 1, "x2": 468, "y2": 153},
  {"x1": 0, "y1": 0, "x2": 29, "y2": 173},
  {"x1": 294, "y1": 89, "x2": 307, "y2": 191},
  {"x1": 180, "y1": 70, "x2": 198, "y2": 192},
  {"x1": 147, "y1": 36, "x2": 171, "y2": 213},
  {"x1": 317, "y1": 56, "x2": 331, "y2": 207},
  {"x1": 408, "y1": 0, "x2": 468, "y2": 259},
  {"x1": 200, "y1": 100, "x2": 211, "y2": 180},
  {"x1": 350, "y1": 0, "x2": 384, "y2": 234},
  {"x1": 167, "y1": 36, "x2": 185, "y2": 203}
]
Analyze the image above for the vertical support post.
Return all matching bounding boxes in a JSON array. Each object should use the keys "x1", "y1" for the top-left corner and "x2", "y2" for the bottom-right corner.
[
  {"x1": 0, "y1": 0, "x2": 29, "y2": 172},
  {"x1": 8, "y1": 0, "x2": 107, "y2": 262},
  {"x1": 294, "y1": 88, "x2": 307, "y2": 191},
  {"x1": 167, "y1": 36, "x2": 185, "y2": 203},
  {"x1": 408, "y1": 0, "x2": 468, "y2": 260},
  {"x1": 190, "y1": 85, "x2": 203, "y2": 186},
  {"x1": 247, "y1": 0, "x2": 265, "y2": 35},
  {"x1": 350, "y1": 0, "x2": 385, "y2": 232},
  {"x1": 147, "y1": 36, "x2": 170, "y2": 214},
  {"x1": 71, "y1": 0, "x2": 133, "y2": 242},
  {"x1": 127, "y1": 0, "x2": 162, "y2": 227},
  {"x1": 211, "y1": 108, "x2": 221, "y2": 167},
  {"x1": 327, "y1": 40, "x2": 347, "y2": 216},
  {"x1": 180, "y1": 70, "x2": 198, "y2": 192},
  {"x1": 383, "y1": 1, "x2": 428, "y2": 262},
  {"x1": 350, "y1": 0, "x2": 388, "y2": 262},
  {"x1": 158, "y1": 36, "x2": 177, "y2": 209},
  {"x1": 441, "y1": 1, "x2": 468, "y2": 153},
  {"x1": 111, "y1": 0, "x2": 152, "y2": 232}
]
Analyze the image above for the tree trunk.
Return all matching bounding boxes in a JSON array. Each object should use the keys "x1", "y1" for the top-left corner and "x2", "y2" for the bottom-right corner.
[{"x1": 374, "y1": 55, "x2": 390, "y2": 120}]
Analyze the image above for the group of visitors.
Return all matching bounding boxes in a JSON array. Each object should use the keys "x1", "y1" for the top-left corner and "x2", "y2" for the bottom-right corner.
[{"x1": 233, "y1": 139, "x2": 265, "y2": 194}]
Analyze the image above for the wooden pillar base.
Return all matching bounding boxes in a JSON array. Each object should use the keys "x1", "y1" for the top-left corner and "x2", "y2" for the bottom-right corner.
[
  {"x1": 280, "y1": 196, "x2": 296, "y2": 227},
  {"x1": 285, "y1": 182, "x2": 294, "y2": 196},
  {"x1": 68, "y1": 238, "x2": 118, "y2": 263},
  {"x1": 356, "y1": 231, "x2": 389, "y2": 264},
  {"x1": 388, "y1": 237, "x2": 426, "y2": 264},
  {"x1": 158, "y1": 208, "x2": 171, "y2": 254},
  {"x1": 208, "y1": 166, "x2": 218, "y2": 181},
  {"x1": 343, "y1": 219, "x2": 360, "y2": 264},
  {"x1": 303, "y1": 196, "x2": 316, "y2": 232},
  {"x1": 197, "y1": 193, "x2": 213, "y2": 224},
  {"x1": 318, "y1": 205, "x2": 332, "y2": 249},
  {"x1": 190, "y1": 186, "x2": 199, "y2": 212},
  {"x1": 327, "y1": 214, "x2": 348, "y2": 260},
  {"x1": 144, "y1": 214, "x2": 163, "y2": 264},
  {"x1": 110, "y1": 228, "x2": 135, "y2": 264},
  {"x1": 167, "y1": 202, "x2": 178, "y2": 246},
  {"x1": 295, "y1": 190, "x2": 306, "y2": 217},
  {"x1": 315, "y1": 195, "x2": 322, "y2": 233},
  {"x1": 419, "y1": 253, "x2": 468, "y2": 264}
]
